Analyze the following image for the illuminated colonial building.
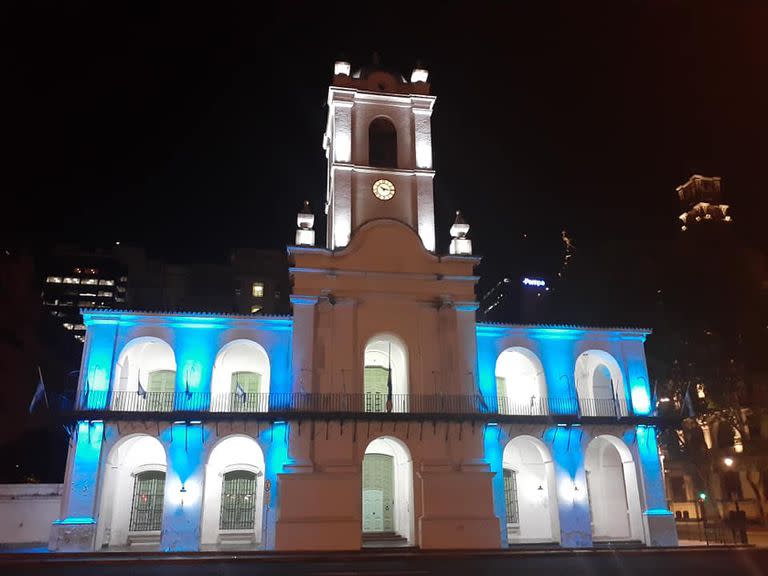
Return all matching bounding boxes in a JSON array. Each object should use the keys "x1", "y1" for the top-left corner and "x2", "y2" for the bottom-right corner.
[{"x1": 49, "y1": 61, "x2": 677, "y2": 552}]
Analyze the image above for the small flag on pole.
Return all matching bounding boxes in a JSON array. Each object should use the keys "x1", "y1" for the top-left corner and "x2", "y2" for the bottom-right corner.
[
  {"x1": 235, "y1": 381, "x2": 246, "y2": 403},
  {"x1": 29, "y1": 366, "x2": 49, "y2": 413},
  {"x1": 137, "y1": 371, "x2": 147, "y2": 398}
]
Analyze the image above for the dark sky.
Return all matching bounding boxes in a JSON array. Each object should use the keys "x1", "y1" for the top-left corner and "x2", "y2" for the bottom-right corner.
[{"x1": 9, "y1": 1, "x2": 768, "y2": 306}]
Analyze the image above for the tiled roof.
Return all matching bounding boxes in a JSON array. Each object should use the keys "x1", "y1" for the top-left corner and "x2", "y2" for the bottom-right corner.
[
  {"x1": 80, "y1": 308, "x2": 292, "y2": 320},
  {"x1": 477, "y1": 321, "x2": 651, "y2": 333}
]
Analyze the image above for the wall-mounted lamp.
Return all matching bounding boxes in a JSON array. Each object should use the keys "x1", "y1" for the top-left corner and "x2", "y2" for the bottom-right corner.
[{"x1": 723, "y1": 457, "x2": 734, "y2": 467}]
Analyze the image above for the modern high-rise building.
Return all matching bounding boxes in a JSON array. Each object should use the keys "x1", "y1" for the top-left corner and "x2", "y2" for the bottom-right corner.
[
  {"x1": 48, "y1": 61, "x2": 676, "y2": 552},
  {"x1": 40, "y1": 246, "x2": 290, "y2": 343}
]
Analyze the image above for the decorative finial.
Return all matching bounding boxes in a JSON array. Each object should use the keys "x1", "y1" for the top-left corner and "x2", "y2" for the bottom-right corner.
[
  {"x1": 449, "y1": 210, "x2": 472, "y2": 255},
  {"x1": 296, "y1": 200, "x2": 315, "y2": 246}
]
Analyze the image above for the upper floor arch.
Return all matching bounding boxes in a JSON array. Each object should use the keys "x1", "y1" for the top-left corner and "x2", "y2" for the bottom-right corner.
[
  {"x1": 368, "y1": 116, "x2": 397, "y2": 168},
  {"x1": 211, "y1": 339, "x2": 271, "y2": 411},
  {"x1": 574, "y1": 350, "x2": 628, "y2": 417},
  {"x1": 494, "y1": 347, "x2": 547, "y2": 415}
]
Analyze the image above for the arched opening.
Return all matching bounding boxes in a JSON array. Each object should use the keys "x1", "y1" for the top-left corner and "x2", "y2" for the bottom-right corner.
[
  {"x1": 584, "y1": 435, "x2": 644, "y2": 542},
  {"x1": 201, "y1": 435, "x2": 265, "y2": 549},
  {"x1": 112, "y1": 338, "x2": 176, "y2": 411},
  {"x1": 502, "y1": 436, "x2": 560, "y2": 544},
  {"x1": 211, "y1": 340, "x2": 271, "y2": 412},
  {"x1": 495, "y1": 348, "x2": 547, "y2": 415},
  {"x1": 362, "y1": 437, "x2": 414, "y2": 546},
  {"x1": 363, "y1": 334, "x2": 408, "y2": 413},
  {"x1": 368, "y1": 117, "x2": 397, "y2": 168},
  {"x1": 95, "y1": 435, "x2": 167, "y2": 549},
  {"x1": 574, "y1": 351, "x2": 627, "y2": 417}
]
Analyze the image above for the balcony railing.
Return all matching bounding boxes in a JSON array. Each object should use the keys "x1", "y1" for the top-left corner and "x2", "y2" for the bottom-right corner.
[{"x1": 75, "y1": 390, "x2": 636, "y2": 419}]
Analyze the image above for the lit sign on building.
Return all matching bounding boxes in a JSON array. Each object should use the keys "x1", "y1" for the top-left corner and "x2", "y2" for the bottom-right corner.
[{"x1": 522, "y1": 277, "x2": 546, "y2": 287}]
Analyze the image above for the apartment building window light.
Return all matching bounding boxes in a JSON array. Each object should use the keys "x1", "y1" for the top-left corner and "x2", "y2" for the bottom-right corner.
[
  {"x1": 252, "y1": 282, "x2": 264, "y2": 298},
  {"x1": 99, "y1": 279, "x2": 115, "y2": 286},
  {"x1": 82, "y1": 278, "x2": 98, "y2": 285},
  {"x1": 63, "y1": 277, "x2": 80, "y2": 284},
  {"x1": 63, "y1": 323, "x2": 74, "y2": 330},
  {"x1": 74, "y1": 324, "x2": 86, "y2": 331},
  {"x1": 98, "y1": 291, "x2": 113, "y2": 297},
  {"x1": 46, "y1": 276, "x2": 62, "y2": 283}
]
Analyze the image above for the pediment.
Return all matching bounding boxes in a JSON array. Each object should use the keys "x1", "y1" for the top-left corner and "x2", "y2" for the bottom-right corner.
[{"x1": 334, "y1": 219, "x2": 440, "y2": 274}]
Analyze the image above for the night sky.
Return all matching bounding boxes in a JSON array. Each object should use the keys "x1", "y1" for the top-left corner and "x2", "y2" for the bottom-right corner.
[{"x1": 9, "y1": 1, "x2": 768, "y2": 313}]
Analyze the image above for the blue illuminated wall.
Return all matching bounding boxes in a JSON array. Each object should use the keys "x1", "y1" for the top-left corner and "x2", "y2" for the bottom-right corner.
[
  {"x1": 63, "y1": 421, "x2": 104, "y2": 520},
  {"x1": 475, "y1": 323, "x2": 652, "y2": 416},
  {"x1": 81, "y1": 311, "x2": 294, "y2": 408}
]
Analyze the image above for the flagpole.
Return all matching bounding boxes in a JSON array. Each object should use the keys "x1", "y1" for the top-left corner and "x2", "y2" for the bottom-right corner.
[{"x1": 38, "y1": 366, "x2": 49, "y2": 408}]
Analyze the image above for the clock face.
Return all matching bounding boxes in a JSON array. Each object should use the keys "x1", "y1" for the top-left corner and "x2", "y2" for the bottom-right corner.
[{"x1": 372, "y1": 179, "x2": 396, "y2": 201}]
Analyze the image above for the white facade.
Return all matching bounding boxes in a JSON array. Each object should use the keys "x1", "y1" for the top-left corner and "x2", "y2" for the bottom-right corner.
[{"x1": 47, "y1": 61, "x2": 677, "y2": 553}]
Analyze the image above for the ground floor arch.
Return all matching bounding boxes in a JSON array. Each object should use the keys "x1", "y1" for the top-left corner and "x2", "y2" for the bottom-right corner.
[
  {"x1": 502, "y1": 435, "x2": 560, "y2": 543},
  {"x1": 95, "y1": 434, "x2": 167, "y2": 549},
  {"x1": 362, "y1": 436, "x2": 414, "y2": 545},
  {"x1": 584, "y1": 435, "x2": 644, "y2": 542},
  {"x1": 201, "y1": 435, "x2": 265, "y2": 548}
]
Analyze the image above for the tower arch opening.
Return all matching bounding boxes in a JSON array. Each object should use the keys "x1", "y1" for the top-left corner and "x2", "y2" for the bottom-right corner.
[
  {"x1": 502, "y1": 436, "x2": 560, "y2": 543},
  {"x1": 95, "y1": 435, "x2": 167, "y2": 549},
  {"x1": 495, "y1": 348, "x2": 547, "y2": 415},
  {"x1": 363, "y1": 334, "x2": 408, "y2": 413},
  {"x1": 200, "y1": 435, "x2": 266, "y2": 548},
  {"x1": 362, "y1": 436, "x2": 414, "y2": 545},
  {"x1": 368, "y1": 117, "x2": 397, "y2": 168},
  {"x1": 574, "y1": 350, "x2": 627, "y2": 417},
  {"x1": 112, "y1": 337, "x2": 176, "y2": 411},
  {"x1": 211, "y1": 340, "x2": 271, "y2": 412},
  {"x1": 584, "y1": 435, "x2": 644, "y2": 542}
]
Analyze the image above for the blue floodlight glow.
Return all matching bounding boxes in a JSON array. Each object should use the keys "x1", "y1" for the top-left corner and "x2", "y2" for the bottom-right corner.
[
  {"x1": 483, "y1": 423, "x2": 507, "y2": 546},
  {"x1": 522, "y1": 277, "x2": 546, "y2": 287}
]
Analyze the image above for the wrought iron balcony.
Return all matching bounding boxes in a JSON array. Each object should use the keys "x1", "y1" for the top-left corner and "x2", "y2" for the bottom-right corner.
[{"x1": 74, "y1": 390, "x2": 636, "y2": 420}]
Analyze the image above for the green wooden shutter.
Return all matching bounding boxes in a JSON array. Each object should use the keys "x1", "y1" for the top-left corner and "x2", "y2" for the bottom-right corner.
[
  {"x1": 231, "y1": 371, "x2": 261, "y2": 411},
  {"x1": 147, "y1": 370, "x2": 175, "y2": 411},
  {"x1": 496, "y1": 376, "x2": 506, "y2": 413},
  {"x1": 364, "y1": 366, "x2": 390, "y2": 413}
]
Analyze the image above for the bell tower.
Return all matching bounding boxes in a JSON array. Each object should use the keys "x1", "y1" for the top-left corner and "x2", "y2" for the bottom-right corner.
[{"x1": 323, "y1": 60, "x2": 436, "y2": 251}]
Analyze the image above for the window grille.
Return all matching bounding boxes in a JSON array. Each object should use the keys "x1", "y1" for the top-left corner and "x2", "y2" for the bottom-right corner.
[
  {"x1": 220, "y1": 470, "x2": 257, "y2": 530},
  {"x1": 129, "y1": 470, "x2": 165, "y2": 532},
  {"x1": 503, "y1": 468, "x2": 519, "y2": 525}
]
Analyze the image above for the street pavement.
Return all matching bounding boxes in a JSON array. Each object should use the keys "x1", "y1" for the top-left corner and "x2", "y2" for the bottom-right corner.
[{"x1": 0, "y1": 547, "x2": 766, "y2": 576}]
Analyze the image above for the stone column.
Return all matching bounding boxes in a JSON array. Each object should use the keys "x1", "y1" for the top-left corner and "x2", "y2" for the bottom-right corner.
[
  {"x1": 49, "y1": 421, "x2": 105, "y2": 551},
  {"x1": 633, "y1": 425, "x2": 678, "y2": 546},
  {"x1": 544, "y1": 426, "x2": 593, "y2": 547},
  {"x1": 159, "y1": 422, "x2": 211, "y2": 551}
]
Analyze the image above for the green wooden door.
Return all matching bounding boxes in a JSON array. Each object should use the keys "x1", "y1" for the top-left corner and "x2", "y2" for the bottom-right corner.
[
  {"x1": 364, "y1": 366, "x2": 390, "y2": 413},
  {"x1": 362, "y1": 453, "x2": 394, "y2": 533},
  {"x1": 231, "y1": 371, "x2": 261, "y2": 411},
  {"x1": 147, "y1": 370, "x2": 175, "y2": 411}
]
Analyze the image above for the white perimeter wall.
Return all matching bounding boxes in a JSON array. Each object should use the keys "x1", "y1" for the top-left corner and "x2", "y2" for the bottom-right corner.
[{"x1": 0, "y1": 484, "x2": 62, "y2": 544}]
